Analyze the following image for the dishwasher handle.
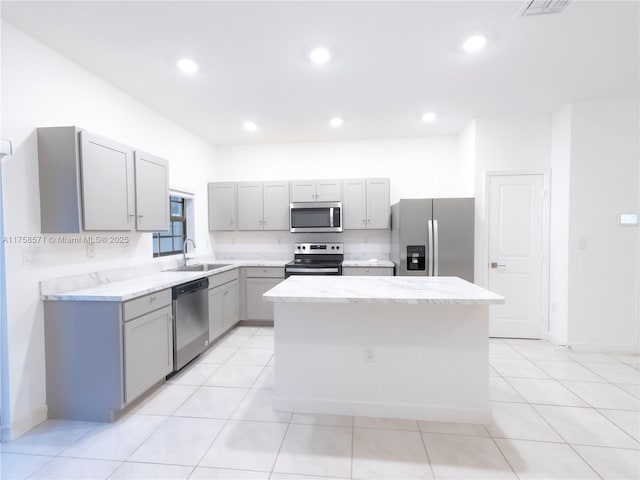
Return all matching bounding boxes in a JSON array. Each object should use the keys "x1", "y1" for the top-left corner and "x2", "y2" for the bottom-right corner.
[{"x1": 172, "y1": 278, "x2": 209, "y2": 299}]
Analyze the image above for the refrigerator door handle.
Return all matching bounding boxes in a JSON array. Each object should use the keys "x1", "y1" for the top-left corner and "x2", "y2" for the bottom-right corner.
[
  {"x1": 433, "y1": 219, "x2": 439, "y2": 276},
  {"x1": 427, "y1": 220, "x2": 434, "y2": 276}
]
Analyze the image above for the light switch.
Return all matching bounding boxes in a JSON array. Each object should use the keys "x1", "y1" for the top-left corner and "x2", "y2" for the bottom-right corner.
[{"x1": 619, "y1": 213, "x2": 639, "y2": 226}]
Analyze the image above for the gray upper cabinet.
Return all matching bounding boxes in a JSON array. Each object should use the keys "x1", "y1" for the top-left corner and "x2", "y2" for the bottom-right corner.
[
  {"x1": 38, "y1": 127, "x2": 135, "y2": 232},
  {"x1": 263, "y1": 181, "x2": 290, "y2": 230},
  {"x1": 37, "y1": 127, "x2": 170, "y2": 233},
  {"x1": 134, "y1": 150, "x2": 170, "y2": 231},
  {"x1": 342, "y1": 178, "x2": 390, "y2": 230},
  {"x1": 237, "y1": 181, "x2": 289, "y2": 231},
  {"x1": 290, "y1": 179, "x2": 341, "y2": 202},
  {"x1": 237, "y1": 182, "x2": 263, "y2": 230},
  {"x1": 79, "y1": 131, "x2": 135, "y2": 231},
  {"x1": 208, "y1": 182, "x2": 237, "y2": 231}
]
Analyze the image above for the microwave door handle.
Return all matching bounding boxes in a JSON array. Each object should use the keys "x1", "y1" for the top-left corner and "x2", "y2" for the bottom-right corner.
[{"x1": 329, "y1": 207, "x2": 334, "y2": 228}]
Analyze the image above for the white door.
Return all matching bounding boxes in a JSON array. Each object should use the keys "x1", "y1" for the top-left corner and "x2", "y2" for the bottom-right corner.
[{"x1": 488, "y1": 174, "x2": 544, "y2": 338}]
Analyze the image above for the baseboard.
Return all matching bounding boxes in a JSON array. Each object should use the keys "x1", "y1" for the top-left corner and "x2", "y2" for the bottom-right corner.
[
  {"x1": 273, "y1": 395, "x2": 491, "y2": 425},
  {"x1": 238, "y1": 320, "x2": 273, "y2": 327},
  {"x1": 543, "y1": 331, "x2": 568, "y2": 348},
  {"x1": 1, "y1": 405, "x2": 48, "y2": 442},
  {"x1": 566, "y1": 343, "x2": 640, "y2": 354}
]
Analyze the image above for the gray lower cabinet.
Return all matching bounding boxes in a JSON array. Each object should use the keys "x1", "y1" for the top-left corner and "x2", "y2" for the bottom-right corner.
[
  {"x1": 209, "y1": 269, "x2": 240, "y2": 342},
  {"x1": 123, "y1": 302, "x2": 173, "y2": 404},
  {"x1": 44, "y1": 289, "x2": 173, "y2": 422},
  {"x1": 342, "y1": 266, "x2": 394, "y2": 276},
  {"x1": 245, "y1": 267, "x2": 284, "y2": 321}
]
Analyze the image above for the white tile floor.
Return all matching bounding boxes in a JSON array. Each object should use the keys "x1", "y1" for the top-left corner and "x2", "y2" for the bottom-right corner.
[{"x1": 1, "y1": 327, "x2": 639, "y2": 480}]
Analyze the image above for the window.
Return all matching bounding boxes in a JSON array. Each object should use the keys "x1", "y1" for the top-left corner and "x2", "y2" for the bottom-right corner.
[{"x1": 153, "y1": 196, "x2": 186, "y2": 257}]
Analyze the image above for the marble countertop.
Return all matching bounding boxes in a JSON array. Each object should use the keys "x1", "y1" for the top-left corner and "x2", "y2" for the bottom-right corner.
[
  {"x1": 263, "y1": 276, "x2": 505, "y2": 305},
  {"x1": 43, "y1": 260, "x2": 289, "y2": 302}
]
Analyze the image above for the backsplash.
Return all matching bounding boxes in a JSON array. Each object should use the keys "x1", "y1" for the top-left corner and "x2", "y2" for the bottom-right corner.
[{"x1": 211, "y1": 230, "x2": 390, "y2": 261}]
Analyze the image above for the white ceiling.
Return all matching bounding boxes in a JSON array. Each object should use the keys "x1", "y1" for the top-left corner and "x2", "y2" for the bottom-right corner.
[{"x1": 2, "y1": 1, "x2": 638, "y2": 145}]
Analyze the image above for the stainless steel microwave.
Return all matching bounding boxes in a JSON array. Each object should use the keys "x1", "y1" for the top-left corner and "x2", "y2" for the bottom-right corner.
[{"x1": 290, "y1": 202, "x2": 343, "y2": 233}]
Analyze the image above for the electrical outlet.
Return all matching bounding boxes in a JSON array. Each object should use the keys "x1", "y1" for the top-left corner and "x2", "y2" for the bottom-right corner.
[
  {"x1": 364, "y1": 347, "x2": 375, "y2": 363},
  {"x1": 22, "y1": 246, "x2": 40, "y2": 265}
]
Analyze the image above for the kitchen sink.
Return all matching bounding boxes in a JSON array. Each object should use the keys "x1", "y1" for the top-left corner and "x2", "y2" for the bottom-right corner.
[{"x1": 170, "y1": 263, "x2": 233, "y2": 272}]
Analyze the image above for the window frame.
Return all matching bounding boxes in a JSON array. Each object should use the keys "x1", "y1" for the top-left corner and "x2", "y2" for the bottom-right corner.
[{"x1": 152, "y1": 196, "x2": 187, "y2": 257}]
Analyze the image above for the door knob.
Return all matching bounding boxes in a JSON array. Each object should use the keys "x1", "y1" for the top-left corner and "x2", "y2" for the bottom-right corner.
[{"x1": 490, "y1": 262, "x2": 506, "y2": 269}]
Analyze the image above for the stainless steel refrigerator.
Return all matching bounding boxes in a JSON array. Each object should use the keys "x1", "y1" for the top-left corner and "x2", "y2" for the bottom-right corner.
[{"x1": 390, "y1": 198, "x2": 475, "y2": 282}]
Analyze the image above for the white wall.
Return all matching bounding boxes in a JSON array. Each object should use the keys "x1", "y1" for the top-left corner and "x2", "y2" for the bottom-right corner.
[
  {"x1": 549, "y1": 105, "x2": 572, "y2": 343},
  {"x1": 214, "y1": 136, "x2": 473, "y2": 203},
  {"x1": 212, "y1": 135, "x2": 474, "y2": 261},
  {"x1": 0, "y1": 23, "x2": 217, "y2": 439},
  {"x1": 567, "y1": 99, "x2": 639, "y2": 350},
  {"x1": 473, "y1": 114, "x2": 552, "y2": 289}
]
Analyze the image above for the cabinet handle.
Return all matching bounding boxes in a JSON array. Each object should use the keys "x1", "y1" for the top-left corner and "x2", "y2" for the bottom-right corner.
[
  {"x1": 150, "y1": 295, "x2": 156, "y2": 302},
  {"x1": 138, "y1": 214, "x2": 144, "y2": 218},
  {"x1": 367, "y1": 219, "x2": 371, "y2": 223}
]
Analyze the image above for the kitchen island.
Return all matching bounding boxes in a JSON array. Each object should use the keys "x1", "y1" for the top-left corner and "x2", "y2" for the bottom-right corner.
[{"x1": 263, "y1": 276, "x2": 505, "y2": 424}]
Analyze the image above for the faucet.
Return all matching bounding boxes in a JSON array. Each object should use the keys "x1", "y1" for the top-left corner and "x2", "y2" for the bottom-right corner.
[{"x1": 182, "y1": 238, "x2": 196, "y2": 267}]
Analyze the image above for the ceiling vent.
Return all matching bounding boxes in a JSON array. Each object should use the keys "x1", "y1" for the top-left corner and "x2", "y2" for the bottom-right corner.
[{"x1": 519, "y1": 0, "x2": 571, "y2": 16}]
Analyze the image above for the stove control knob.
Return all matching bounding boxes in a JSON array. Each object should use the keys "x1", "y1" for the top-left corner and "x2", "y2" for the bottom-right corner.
[{"x1": 302, "y1": 245, "x2": 306, "y2": 250}]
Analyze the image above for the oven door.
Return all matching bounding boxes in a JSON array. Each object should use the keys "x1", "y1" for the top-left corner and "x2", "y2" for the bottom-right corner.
[
  {"x1": 285, "y1": 265, "x2": 342, "y2": 278},
  {"x1": 290, "y1": 202, "x2": 342, "y2": 233}
]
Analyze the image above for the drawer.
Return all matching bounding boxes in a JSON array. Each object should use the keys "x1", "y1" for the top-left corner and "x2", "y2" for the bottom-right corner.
[
  {"x1": 342, "y1": 266, "x2": 394, "y2": 276},
  {"x1": 244, "y1": 266, "x2": 285, "y2": 278},
  {"x1": 123, "y1": 289, "x2": 172, "y2": 321},
  {"x1": 208, "y1": 268, "x2": 239, "y2": 289}
]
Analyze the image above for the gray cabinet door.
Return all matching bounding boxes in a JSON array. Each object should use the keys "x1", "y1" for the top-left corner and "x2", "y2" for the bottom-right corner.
[
  {"x1": 343, "y1": 179, "x2": 367, "y2": 229},
  {"x1": 79, "y1": 131, "x2": 135, "y2": 231},
  {"x1": 208, "y1": 286, "x2": 226, "y2": 342},
  {"x1": 223, "y1": 280, "x2": 240, "y2": 328},
  {"x1": 123, "y1": 305, "x2": 173, "y2": 403},
  {"x1": 237, "y1": 182, "x2": 264, "y2": 230},
  {"x1": 208, "y1": 183, "x2": 237, "y2": 231},
  {"x1": 316, "y1": 180, "x2": 342, "y2": 202},
  {"x1": 246, "y1": 278, "x2": 281, "y2": 320},
  {"x1": 263, "y1": 181, "x2": 290, "y2": 230},
  {"x1": 343, "y1": 266, "x2": 394, "y2": 276},
  {"x1": 366, "y1": 178, "x2": 390, "y2": 229},
  {"x1": 290, "y1": 181, "x2": 316, "y2": 202},
  {"x1": 134, "y1": 150, "x2": 170, "y2": 231}
]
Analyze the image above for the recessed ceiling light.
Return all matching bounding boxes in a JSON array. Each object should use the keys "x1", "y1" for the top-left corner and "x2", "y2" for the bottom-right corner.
[
  {"x1": 422, "y1": 112, "x2": 437, "y2": 122},
  {"x1": 329, "y1": 117, "x2": 344, "y2": 128},
  {"x1": 310, "y1": 47, "x2": 331, "y2": 64},
  {"x1": 243, "y1": 121, "x2": 257, "y2": 132},
  {"x1": 462, "y1": 35, "x2": 487, "y2": 53},
  {"x1": 177, "y1": 58, "x2": 198, "y2": 74}
]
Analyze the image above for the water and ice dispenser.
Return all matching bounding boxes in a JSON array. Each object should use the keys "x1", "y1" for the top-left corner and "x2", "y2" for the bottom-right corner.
[{"x1": 406, "y1": 245, "x2": 426, "y2": 271}]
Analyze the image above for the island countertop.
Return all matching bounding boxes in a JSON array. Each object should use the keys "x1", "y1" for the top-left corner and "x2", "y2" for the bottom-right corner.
[{"x1": 263, "y1": 275, "x2": 505, "y2": 305}]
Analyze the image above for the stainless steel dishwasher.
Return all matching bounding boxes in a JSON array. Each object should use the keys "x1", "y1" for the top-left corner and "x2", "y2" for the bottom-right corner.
[{"x1": 172, "y1": 277, "x2": 209, "y2": 371}]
